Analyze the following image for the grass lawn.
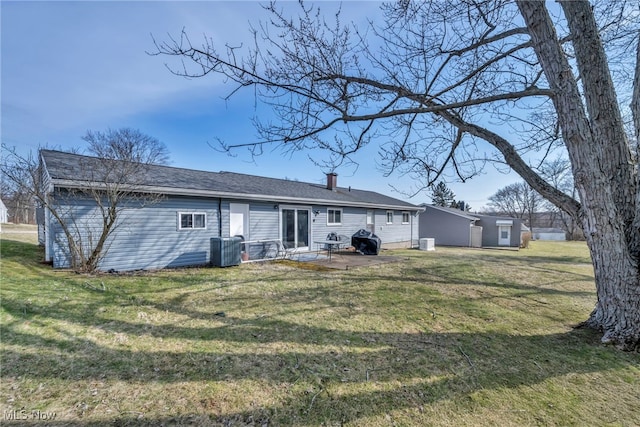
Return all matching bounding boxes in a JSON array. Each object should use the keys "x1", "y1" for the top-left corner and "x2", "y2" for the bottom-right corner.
[{"x1": 1, "y1": 228, "x2": 638, "y2": 426}]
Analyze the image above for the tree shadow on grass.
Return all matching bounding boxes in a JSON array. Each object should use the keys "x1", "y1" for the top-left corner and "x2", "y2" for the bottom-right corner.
[
  {"x1": 0, "y1": 239, "x2": 51, "y2": 277},
  {"x1": 401, "y1": 262, "x2": 594, "y2": 297},
  {"x1": 2, "y1": 242, "x2": 636, "y2": 425},
  {"x1": 2, "y1": 294, "x2": 638, "y2": 425}
]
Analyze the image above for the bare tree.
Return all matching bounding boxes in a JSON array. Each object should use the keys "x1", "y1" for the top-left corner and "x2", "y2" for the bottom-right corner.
[
  {"x1": 488, "y1": 181, "x2": 542, "y2": 228},
  {"x1": 153, "y1": 1, "x2": 639, "y2": 350},
  {"x1": 1, "y1": 128, "x2": 168, "y2": 272},
  {"x1": 538, "y1": 157, "x2": 582, "y2": 239},
  {"x1": 1, "y1": 159, "x2": 37, "y2": 224},
  {"x1": 83, "y1": 128, "x2": 170, "y2": 165}
]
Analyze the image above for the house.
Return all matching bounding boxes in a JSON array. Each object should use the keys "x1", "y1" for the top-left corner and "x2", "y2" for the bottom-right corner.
[
  {"x1": 531, "y1": 227, "x2": 566, "y2": 241},
  {"x1": 38, "y1": 150, "x2": 422, "y2": 271},
  {"x1": 419, "y1": 205, "x2": 523, "y2": 248}
]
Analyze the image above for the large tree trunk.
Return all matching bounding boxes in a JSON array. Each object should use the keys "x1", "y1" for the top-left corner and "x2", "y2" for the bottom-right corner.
[
  {"x1": 583, "y1": 232, "x2": 640, "y2": 349},
  {"x1": 517, "y1": 0, "x2": 640, "y2": 350}
]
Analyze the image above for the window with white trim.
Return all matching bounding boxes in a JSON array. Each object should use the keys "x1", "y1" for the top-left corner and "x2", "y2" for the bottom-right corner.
[
  {"x1": 327, "y1": 208, "x2": 342, "y2": 225},
  {"x1": 402, "y1": 211, "x2": 410, "y2": 224},
  {"x1": 386, "y1": 210, "x2": 394, "y2": 224},
  {"x1": 366, "y1": 210, "x2": 374, "y2": 225},
  {"x1": 179, "y1": 212, "x2": 207, "y2": 230}
]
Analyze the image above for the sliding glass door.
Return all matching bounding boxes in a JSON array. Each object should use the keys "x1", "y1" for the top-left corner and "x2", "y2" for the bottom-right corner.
[{"x1": 281, "y1": 207, "x2": 310, "y2": 250}]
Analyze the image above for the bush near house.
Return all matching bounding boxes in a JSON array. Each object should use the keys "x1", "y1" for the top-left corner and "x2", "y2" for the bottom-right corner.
[
  {"x1": 1, "y1": 233, "x2": 638, "y2": 426},
  {"x1": 521, "y1": 231, "x2": 532, "y2": 248}
]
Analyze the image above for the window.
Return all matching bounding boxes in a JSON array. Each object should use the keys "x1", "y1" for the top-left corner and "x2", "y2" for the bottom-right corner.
[
  {"x1": 327, "y1": 208, "x2": 342, "y2": 225},
  {"x1": 179, "y1": 212, "x2": 206, "y2": 230},
  {"x1": 386, "y1": 210, "x2": 394, "y2": 224},
  {"x1": 402, "y1": 211, "x2": 410, "y2": 224},
  {"x1": 366, "y1": 210, "x2": 374, "y2": 225}
]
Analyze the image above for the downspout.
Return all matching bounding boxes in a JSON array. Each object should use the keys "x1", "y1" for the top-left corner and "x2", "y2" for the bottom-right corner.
[
  {"x1": 411, "y1": 213, "x2": 415, "y2": 248},
  {"x1": 44, "y1": 204, "x2": 51, "y2": 262},
  {"x1": 410, "y1": 214, "x2": 413, "y2": 248},
  {"x1": 218, "y1": 198, "x2": 222, "y2": 237}
]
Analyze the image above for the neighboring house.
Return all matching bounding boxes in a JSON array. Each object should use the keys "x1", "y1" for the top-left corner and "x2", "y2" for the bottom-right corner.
[
  {"x1": 419, "y1": 205, "x2": 523, "y2": 248},
  {"x1": 532, "y1": 227, "x2": 566, "y2": 241},
  {"x1": 0, "y1": 199, "x2": 7, "y2": 224},
  {"x1": 38, "y1": 150, "x2": 422, "y2": 271}
]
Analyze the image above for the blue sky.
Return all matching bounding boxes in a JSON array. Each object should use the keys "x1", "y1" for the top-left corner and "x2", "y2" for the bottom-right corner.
[{"x1": 2, "y1": 1, "x2": 523, "y2": 209}]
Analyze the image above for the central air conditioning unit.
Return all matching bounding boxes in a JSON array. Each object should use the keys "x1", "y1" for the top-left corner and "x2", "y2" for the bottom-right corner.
[
  {"x1": 419, "y1": 238, "x2": 435, "y2": 251},
  {"x1": 210, "y1": 236, "x2": 242, "y2": 267}
]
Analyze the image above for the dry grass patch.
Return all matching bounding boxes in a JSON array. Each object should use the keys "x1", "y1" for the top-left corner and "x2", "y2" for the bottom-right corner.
[{"x1": 1, "y1": 236, "x2": 638, "y2": 426}]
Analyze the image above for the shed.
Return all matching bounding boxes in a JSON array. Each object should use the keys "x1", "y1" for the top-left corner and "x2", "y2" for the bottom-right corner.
[
  {"x1": 419, "y1": 205, "x2": 523, "y2": 248},
  {"x1": 475, "y1": 215, "x2": 524, "y2": 248},
  {"x1": 531, "y1": 227, "x2": 566, "y2": 241},
  {"x1": 418, "y1": 205, "x2": 481, "y2": 247}
]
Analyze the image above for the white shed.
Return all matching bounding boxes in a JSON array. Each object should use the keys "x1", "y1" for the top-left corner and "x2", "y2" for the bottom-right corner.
[
  {"x1": 532, "y1": 227, "x2": 566, "y2": 241},
  {"x1": 0, "y1": 199, "x2": 7, "y2": 224}
]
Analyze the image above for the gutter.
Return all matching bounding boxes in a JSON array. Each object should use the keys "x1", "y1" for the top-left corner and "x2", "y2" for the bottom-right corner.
[{"x1": 218, "y1": 198, "x2": 222, "y2": 237}]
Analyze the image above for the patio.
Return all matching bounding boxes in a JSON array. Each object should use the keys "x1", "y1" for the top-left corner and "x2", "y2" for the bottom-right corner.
[{"x1": 288, "y1": 250, "x2": 404, "y2": 270}]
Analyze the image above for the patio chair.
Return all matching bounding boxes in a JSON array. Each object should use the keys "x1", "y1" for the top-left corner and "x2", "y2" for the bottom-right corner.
[
  {"x1": 324, "y1": 232, "x2": 339, "y2": 249},
  {"x1": 265, "y1": 240, "x2": 288, "y2": 260}
]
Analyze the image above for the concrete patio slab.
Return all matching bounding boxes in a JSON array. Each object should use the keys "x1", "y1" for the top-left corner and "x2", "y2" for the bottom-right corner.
[{"x1": 289, "y1": 250, "x2": 403, "y2": 270}]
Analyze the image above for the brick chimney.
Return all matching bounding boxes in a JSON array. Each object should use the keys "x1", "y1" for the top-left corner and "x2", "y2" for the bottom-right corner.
[{"x1": 326, "y1": 172, "x2": 338, "y2": 191}]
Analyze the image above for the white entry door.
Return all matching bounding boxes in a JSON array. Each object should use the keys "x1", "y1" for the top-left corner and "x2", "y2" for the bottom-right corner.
[
  {"x1": 498, "y1": 225, "x2": 511, "y2": 246},
  {"x1": 366, "y1": 209, "x2": 375, "y2": 233},
  {"x1": 230, "y1": 203, "x2": 249, "y2": 239}
]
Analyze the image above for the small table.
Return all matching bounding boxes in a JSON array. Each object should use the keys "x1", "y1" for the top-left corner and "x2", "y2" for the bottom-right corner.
[{"x1": 315, "y1": 240, "x2": 345, "y2": 261}]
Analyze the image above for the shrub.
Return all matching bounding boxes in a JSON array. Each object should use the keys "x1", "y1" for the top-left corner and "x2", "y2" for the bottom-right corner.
[{"x1": 520, "y1": 232, "x2": 532, "y2": 248}]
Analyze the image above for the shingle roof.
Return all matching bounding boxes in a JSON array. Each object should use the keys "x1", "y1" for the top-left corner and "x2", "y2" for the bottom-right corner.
[
  {"x1": 41, "y1": 150, "x2": 420, "y2": 210},
  {"x1": 422, "y1": 204, "x2": 479, "y2": 220}
]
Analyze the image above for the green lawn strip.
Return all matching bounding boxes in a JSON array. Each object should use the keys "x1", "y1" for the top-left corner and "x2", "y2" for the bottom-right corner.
[{"x1": 1, "y1": 233, "x2": 638, "y2": 426}]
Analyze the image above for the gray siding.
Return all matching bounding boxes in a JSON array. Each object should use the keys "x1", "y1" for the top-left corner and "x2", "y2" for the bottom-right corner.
[
  {"x1": 312, "y1": 206, "x2": 366, "y2": 243},
  {"x1": 419, "y1": 208, "x2": 522, "y2": 248},
  {"x1": 476, "y1": 215, "x2": 522, "y2": 247},
  {"x1": 51, "y1": 195, "x2": 220, "y2": 271},
  {"x1": 369, "y1": 209, "x2": 416, "y2": 247},
  {"x1": 312, "y1": 207, "x2": 415, "y2": 248},
  {"x1": 419, "y1": 206, "x2": 474, "y2": 247},
  {"x1": 220, "y1": 200, "x2": 230, "y2": 237},
  {"x1": 50, "y1": 195, "x2": 111, "y2": 268},
  {"x1": 237, "y1": 204, "x2": 415, "y2": 252},
  {"x1": 223, "y1": 200, "x2": 280, "y2": 242},
  {"x1": 48, "y1": 194, "x2": 418, "y2": 271},
  {"x1": 249, "y1": 202, "x2": 280, "y2": 241}
]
